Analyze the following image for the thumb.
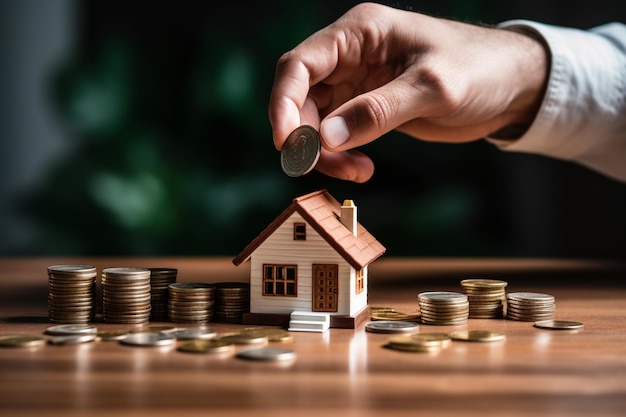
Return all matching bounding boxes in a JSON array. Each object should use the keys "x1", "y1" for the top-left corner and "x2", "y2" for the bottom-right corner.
[{"x1": 319, "y1": 78, "x2": 420, "y2": 151}]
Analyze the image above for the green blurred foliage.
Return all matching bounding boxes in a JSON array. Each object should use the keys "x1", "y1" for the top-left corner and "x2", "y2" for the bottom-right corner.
[{"x1": 19, "y1": 0, "x2": 513, "y2": 257}]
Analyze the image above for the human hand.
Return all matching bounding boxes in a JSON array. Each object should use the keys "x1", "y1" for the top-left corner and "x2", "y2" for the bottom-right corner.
[{"x1": 268, "y1": 2, "x2": 548, "y2": 182}]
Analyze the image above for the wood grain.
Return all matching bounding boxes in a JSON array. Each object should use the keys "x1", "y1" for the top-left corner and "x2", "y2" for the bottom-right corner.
[{"x1": 0, "y1": 257, "x2": 625, "y2": 417}]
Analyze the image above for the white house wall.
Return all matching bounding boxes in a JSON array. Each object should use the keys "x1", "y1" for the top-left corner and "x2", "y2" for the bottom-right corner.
[{"x1": 249, "y1": 212, "x2": 368, "y2": 316}]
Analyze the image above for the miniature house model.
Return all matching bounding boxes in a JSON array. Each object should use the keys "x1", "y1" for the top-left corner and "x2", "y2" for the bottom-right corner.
[{"x1": 232, "y1": 189, "x2": 386, "y2": 329}]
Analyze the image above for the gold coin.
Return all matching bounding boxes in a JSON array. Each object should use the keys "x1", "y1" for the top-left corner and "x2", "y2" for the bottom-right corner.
[
  {"x1": 0, "y1": 335, "x2": 46, "y2": 348},
  {"x1": 533, "y1": 320, "x2": 584, "y2": 330},
  {"x1": 241, "y1": 328, "x2": 293, "y2": 343},
  {"x1": 449, "y1": 330, "x2": 506, "y2": 342},
  {"x1": 178, "y1": 339, "x2": 235, "y2": 354}
]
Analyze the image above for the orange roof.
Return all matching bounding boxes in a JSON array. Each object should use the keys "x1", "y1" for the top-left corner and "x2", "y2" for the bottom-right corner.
[{"x1": 232, "y1": 189, "x2": 386, "y2": 269}]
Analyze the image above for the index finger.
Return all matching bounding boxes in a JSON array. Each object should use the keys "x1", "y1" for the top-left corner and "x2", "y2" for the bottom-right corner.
[{"x1": 268, "y1": 30, "x2": 344, "y2": 149}]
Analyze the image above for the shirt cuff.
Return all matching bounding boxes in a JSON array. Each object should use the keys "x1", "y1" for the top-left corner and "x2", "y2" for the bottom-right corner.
[{"x1": 487, "y1": 20, "x2": 626, "y2": 182}]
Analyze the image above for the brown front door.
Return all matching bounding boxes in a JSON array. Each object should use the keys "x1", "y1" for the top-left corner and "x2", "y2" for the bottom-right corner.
[{"x1": 312, "y1": 264, "x2": 338, "y2": 312}]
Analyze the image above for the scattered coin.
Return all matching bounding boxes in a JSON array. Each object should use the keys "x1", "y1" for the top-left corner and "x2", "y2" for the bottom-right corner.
[
  {"x1": 45, "y1": 324, "x2": 98, "y2": 335},
  {"x1": 130, "y1": 325, "x2": 177, "y2": 334},
  {"x1": 533, "y1": 320, "x2": 584, "y2": 330},
  {"x1": 365, "y1": 320, "x2": 419, "y2": 334},
  {"x1": 0, "y1": 335, "x2": 46, "y2": 348},
  {"x1": 280, "y1": 125, "x2": 321, "y2": 177},
  {"x1": 178, "y1": 339, "x2": 235, "y2": 354},
  {"x1": 48, "y1": 334, "x2": 97, "y2": 345},
  {"x1": 240, "y1": 328, "x2": 293, "y2": 343},
  {"x1": 370, "y1": 310, "x2": 420, "y2": 321},
  {"x1": 386, "y1": 332, "x2": 452, "y2": 353},
  {"x1": 236, "y1": 347, "x2": 296, "y2": 361},
  {"x1": 217, "y1": 332, "x2": 268, "y2": 345},
  {"x1": 120, "y1": 332, "x2": 176, "y2": 347},
  {"x1": 96, "y1": 331, "x2": 129, "y2": 342},
  {"x1": 448, "y1": 330, "x2": 506, "y2": 342},
  {"x1": 169, "y1": 327, "x2": 217, "y2": 340}
]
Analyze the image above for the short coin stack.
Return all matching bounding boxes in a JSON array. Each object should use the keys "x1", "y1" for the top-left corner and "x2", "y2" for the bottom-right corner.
[
  {"x1": 506, "y1": 292, "x2": 555, "y2": 322},
  {"x1": 418, "y1": 291, "x2": 469, "y2": 325},
  {"x1": 48, "y1": 265, "x2": 97, "y2": 323},
  {"x1": 213, "y1": 282, "x2": 250, "y2": 324},
  {"x1": 148, "y1": 268, "x2": 178, "y2": 321},
  {"x1": 101, "y1": 267, "x2": 152, "y2": 324},
  {"x1": 460, "y1": 278, "x2": 507, "y2": 319},
  {"x1": 168, "y1": 282, "x2": 215, "y2": 323}
]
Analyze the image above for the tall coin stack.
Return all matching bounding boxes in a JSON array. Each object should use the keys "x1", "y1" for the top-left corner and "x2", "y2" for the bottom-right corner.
[
  {"x1": 101, "y1": 267, "x2": 151, "y2": 324},
  {"x1": 213, "y1": 282, "x2": 250, "y2": 324},
  {"x1": 417, "y1": 291, "x2": 469, "y2": 326},
  {"x1": 506, "y1": 292, "x2": 556, "y2": 321},
  {"x1": 460, "y1": 278, "x2": 508, "y2": 319},
  {"x1": 148, "y1": 268, "x2": 178, "y2": 321},
  {"x1": 48, "y1": 265, "x2": 97, "y2": 323},
  {"x1": 167, "y1": 283, "x2": 215, "y2": 323}
]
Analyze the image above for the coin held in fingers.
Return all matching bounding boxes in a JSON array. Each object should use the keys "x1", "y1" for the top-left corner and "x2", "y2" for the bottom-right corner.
[{"x1": 281, "y1": 125, "x2": 321, "y2": 177}]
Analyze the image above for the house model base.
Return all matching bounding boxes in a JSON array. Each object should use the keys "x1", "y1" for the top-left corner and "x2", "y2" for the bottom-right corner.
[{"x1": 242, "y1": 305, "x2": 371, "y2": 330}]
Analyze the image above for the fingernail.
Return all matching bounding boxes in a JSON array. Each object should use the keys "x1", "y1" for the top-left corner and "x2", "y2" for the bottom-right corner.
[{"x1": 321, "y1": 116, "x2": 350, "y2": 148}]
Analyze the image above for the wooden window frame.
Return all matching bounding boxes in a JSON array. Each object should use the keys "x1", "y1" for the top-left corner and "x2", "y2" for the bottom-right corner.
[
  {"x1": 263, "y1": 264, "x2": 298, "y2": 297},
  {"x1": 356, "y1": 268, "x2": 364, "y2": 294},
  {"x1": 293, "y1": 222, "x2": 306, "y2": 240}
]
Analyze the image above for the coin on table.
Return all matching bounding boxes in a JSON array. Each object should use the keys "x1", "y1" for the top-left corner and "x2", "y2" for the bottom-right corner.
[
  {"x1": 48, "y1": 334, "x2": 97, "y2": 345},
  {"x1": 178, "y1": 339, "x2": 235, "y2": 354},
  {"x1": 45, "y1": 324, "x2": 98, "y2": 335},
  {"x1": 387, "y1": 333, "x2": 452, "y2": 352},
  {"x1": 365, "y1": 320, "x2": 419, "y2": 334},
  {"x1": 280, "y1": 125, "x2": 321, "y2": 177},
  {"x1": 120, "y1": 332, "x2": 176, "y2": 347},
  {"x1": 169, "y1": 327, "x2": 217, "y2": 340},
  {"x1": 0, "y1": 335, "x2": 46, "y2": 348},
  {"x1": 96, "y1": 331, "x2": 130, "y2": 341},
  {"x1": 448, "y1": 330, "x2": 506, "y2": 342},
  {"x1": 236, "y1": 347, "x2": 296, "y2": 361},
  {"x1": 240, "y1": 328, "x2": 293, "y2": 343},
  {"x1": 533, "y1": 320, "x2": 584, "y2": 330}
]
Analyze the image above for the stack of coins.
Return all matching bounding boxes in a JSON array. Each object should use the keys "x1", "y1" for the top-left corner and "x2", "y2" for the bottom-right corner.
[
  {"x1": 418, "y1": 291, "x2": 469, "y2": 326},
  {"x1": 168, "y1": 283, "x2": 215, "y2": 323},
  {"x1": 48, "y1": 265, "x2": 97, "y2": 323},
  {"x1": 101, "y1": 267, "x2": 151, "y2": 324},
  {"x1": 213, "y1": 282, "x2": 250, "y2": 324},
  {"x1": 506, "y1": 292, "x2": 556, "y2": 322},
  {"x1": 460, "y1": 278, "x2": 508, "y2": 319},
  {"x1": 148, "y1": 268, "x2": 177, "y2": 321}
]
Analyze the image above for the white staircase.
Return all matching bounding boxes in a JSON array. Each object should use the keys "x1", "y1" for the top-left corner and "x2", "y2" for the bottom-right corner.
[{"x1": 288, "y1": 311, "x2": 330, "y2": 332}]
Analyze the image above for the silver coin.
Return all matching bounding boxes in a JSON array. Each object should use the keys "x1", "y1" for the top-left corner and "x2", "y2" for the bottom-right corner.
[
  {"x1": 48, "y1": 334, "x2": 97, "y2": 345},
  {"x1": 236, "y1": 347, "x2": 296, "y2": 361},
  {"x1": 365, "y1": 321, "x2": 419, "y2": 334},
  {"x1": 45, "y1": 324, "x2": 98, "y2": 335},
  {"x1": 119, "y1": 332, "x2": 176, "y2": 347},
  {"x1": 280, "y1": 125, "x2": 321, "y2": 177}
]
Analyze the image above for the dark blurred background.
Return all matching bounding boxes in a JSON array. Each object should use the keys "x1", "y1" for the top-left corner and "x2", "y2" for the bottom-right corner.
[{"x1": 1, "y1": 0, "x2": 625, "y2": 259}]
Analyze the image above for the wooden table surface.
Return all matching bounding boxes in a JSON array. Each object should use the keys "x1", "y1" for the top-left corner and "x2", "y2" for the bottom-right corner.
[{"x1": 1, "y1": 257, "x2": 625, "y2": 417}]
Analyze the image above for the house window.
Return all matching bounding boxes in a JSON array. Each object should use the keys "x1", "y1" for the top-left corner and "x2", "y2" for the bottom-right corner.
[
  {"x1": 356, "y1": 269, "x2": 364, "y2": 294},
  {"x1": 293, "y1": 223, "x2": 306, "y2": 240},
  {"x1": 263, "y1": 264, "x2": 297, "y2": 296}
]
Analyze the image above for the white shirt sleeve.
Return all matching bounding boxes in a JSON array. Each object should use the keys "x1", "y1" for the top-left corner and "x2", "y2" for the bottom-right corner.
[{"x1": 488, "y1": 20, "x2": 626, "y2": 183}]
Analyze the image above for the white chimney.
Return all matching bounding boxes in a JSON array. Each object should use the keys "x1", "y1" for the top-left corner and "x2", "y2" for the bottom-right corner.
[{"x1": 341, "y1": 199, "x2": 357, "y2": 237}]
